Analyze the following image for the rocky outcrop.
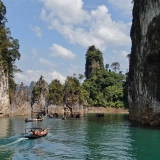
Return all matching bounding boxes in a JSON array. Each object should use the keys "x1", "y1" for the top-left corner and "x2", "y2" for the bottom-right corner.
[
  {"x1": 85, "y1": 59, "x2": 100, "y2": 79},
  {"x1": 48, "y1": 104, "x2": 85, "y2": 116},
  {"x1": 129, "y1": 0, "x2": 160, "y2": 125},
  {"x1": 64, "y1": 103, "x2": 84, "y2": 115},
  {"x1": 31, "y1": 76, "x2": 47, "y2": 114},
  {"x1": 0, "y1": 64, "x2": 10, "y2": 117},
  {"x1": 63, "y1": 87, "x2": 88, "y2": 116},
  {"x1": 48, "y1": 105, "x2": 64, "y2": 115},
  {"x1": 11, "y1": 82, "x2": 31, "y2": 116},
  {"x1": 32, "y1": 95, "x2": 46, "y2": 114},
  {"x1": 85, "y1": 45, "x2": 104, "y2": 79}
]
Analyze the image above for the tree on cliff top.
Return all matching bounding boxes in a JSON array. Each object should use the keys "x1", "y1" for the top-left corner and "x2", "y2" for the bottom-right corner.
[
  {"x1": 0, "y1": 0, "x2": 21, "y2": 76},
  {"x1": 111, "y1": 62, "x2": 120, "y2": 72},
  {"x1": 63, "y1": 76, "x2": 88, "y2": 106},
  {"x1": 47, "y1": 79, "x2": 63, "y2": 105},
  {"x1": 0, "y1": 0, "x2": 21, "y2": 103}
]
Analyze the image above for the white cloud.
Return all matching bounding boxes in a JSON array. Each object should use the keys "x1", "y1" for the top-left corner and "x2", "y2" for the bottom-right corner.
[
  {"x1": 31, "y1": 48, "x2": 39, "y2": 56},
  {"x1": 14, "y1": 69, "x2": 66, "y2": 85},
  {"x1": 108, "y1": 0, "x2": 133, "y2": 16},
  {"x1": 104, "y1": 49, "x2": 129, "y2": 73},
  {"x1": 40, "y1": 0, "x2": 130, "y2": 51},
  {"x1": 39, "y1": 58, "x2": 54, "y2": 67},
  {"x1": 31, "y1": 26, "x2": 42, "y2": 38},
  {"x1": 112, "y1": 50, "x2": 128, "y2": 59},
  {"x1": 50, "y1": 43, "x2": 76, "y2": 59},
  {"x1": 39, "y1": 0, "x2": 90, "y2": 25},
  {"x1": 110, "y1": 50, "x2": 129, "y2": 72},
  {"x1": 68, "y1": 64, "x2": 79, "y2": 75},
  {"x1": 48, "y1": 71, "x2": 66, "y2": 84}
]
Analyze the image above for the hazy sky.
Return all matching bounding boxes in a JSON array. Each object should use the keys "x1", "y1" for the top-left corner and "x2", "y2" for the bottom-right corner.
[{"x1": 4, "y1": 0, "x2": 132, "y2": 86}]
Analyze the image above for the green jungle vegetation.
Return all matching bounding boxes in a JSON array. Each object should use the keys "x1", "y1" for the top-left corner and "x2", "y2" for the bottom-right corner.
[
  {"x1": 0, "y1": 1, "x2": 128, "y2": 108},
  {"x1": 0, "y1": 0, "x2": 21, "y2": 103},
  {"x1": 32, "y1": 45, "x2": 128, "y2": 109}
]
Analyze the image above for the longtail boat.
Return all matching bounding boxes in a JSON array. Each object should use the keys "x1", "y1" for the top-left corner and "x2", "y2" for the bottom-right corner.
[{"x1": 22, "y1": 127, "x2": 49, "y2": 139}]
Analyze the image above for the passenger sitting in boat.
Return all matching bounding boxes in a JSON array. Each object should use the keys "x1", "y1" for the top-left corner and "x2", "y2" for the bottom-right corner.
[
  {"x1": 35, "y1": 129, "x2": 41, "y2": 136},
  {"x1": 35, "y1": 128, "x2": 50, "y2": 136},
  {"x1": 28, "y1": 129, "x2": 34, "y2": 136},
  {"x1": 38, "y1": 129, "x2": 44, "y2": 136},
  {"x1": 41, "y1": 129, "x2": 47, "y2": 135}
]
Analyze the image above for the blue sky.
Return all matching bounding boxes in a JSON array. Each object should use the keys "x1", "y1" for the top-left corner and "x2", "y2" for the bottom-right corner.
[{"x1": 4, "y1": 0, "x2": 132, "y2": 86}]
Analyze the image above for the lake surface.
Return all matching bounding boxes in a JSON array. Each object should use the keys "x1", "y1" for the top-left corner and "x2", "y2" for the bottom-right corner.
[{"x1": 0, "y1": 114, "x2": 160, "y2": 160}]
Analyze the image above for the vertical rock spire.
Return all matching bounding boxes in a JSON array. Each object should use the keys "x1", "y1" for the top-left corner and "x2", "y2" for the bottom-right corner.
[{"x1": 129, "y1": 0, "x2": 160, "y2": 125}]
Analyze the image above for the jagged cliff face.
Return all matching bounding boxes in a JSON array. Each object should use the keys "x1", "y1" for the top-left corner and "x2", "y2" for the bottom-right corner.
[
  {"x1": 129, "y1": 0, "x2": 160, "y2": 125},
  {"x1": 0, "y1": 64, "x2": 10, "y2": 117},
  {"x1": 32, "y1": 93, "x2": 46, "y2": 113},
  {"x1": 0, "y1": 66, "x2": 33, "y2": 117},
  {"x1": 11, "y1": 83, "x2": 31, "y2": 116},
  {"x1": 31, "y1": 77, "x2": 46, "y2": 114}
]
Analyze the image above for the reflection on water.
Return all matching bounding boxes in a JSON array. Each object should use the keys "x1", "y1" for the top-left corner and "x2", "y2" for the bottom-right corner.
[
  {"x1": 84, "y1": 114, "x2": 133, "y2": 160},
  {"x1": 0, "y1": 118, "x2": 10, "y2": 138},
  {"x1": 0, "y1": 114, "x2": 160, "y2": 160}
]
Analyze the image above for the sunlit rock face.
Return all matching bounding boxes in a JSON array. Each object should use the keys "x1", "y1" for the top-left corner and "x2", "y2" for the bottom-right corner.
[
  {"x1": 0, "y1": 64, "x2": 10, "y2": 117},
  {"x1": 11, "y1": 83, "x2": 31, "y2": 116},
  {"x1": 129, "y1": 0, "x2": 160, "y2": 125},
  {"x1": 32, "y1": 93, "x2": 46, "y2": 114},
  {"x1": 63, "y1": 93, "x2": 86, "y2": 116},
  {"x1": 48, "y1": 105, "x2": 64, "y2": 115}
]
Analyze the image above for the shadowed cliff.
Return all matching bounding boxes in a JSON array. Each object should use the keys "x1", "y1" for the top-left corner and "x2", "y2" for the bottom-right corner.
[{"x1": 129, "y1": 0, "x2": 160, "y2": 125}]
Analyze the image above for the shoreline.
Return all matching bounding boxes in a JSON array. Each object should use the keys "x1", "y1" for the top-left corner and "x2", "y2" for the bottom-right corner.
[
  {"x1": 0, "y1": 107, "x2": 129, "y2": 117},
  {"x1": 105, "y1": 107, "x2": 129, "y2": 114},
  {"x1": 86, "y1": 107, "x2": 129, "y2": 114}
]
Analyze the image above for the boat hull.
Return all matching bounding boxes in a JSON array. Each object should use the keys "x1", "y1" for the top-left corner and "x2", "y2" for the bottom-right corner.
[
  {"x1": 25, "y1": 119, "x2": 43, "y2": 122},
  {"x1": 24, "y1": 132, "x2": 48, "y2": 139}
]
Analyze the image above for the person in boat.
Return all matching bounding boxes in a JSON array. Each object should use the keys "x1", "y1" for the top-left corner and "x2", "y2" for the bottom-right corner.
[
  {"x1": 28, "y1": 131, "x2": 31, "y2": 136},
  {"x1": 35, "y1": 127, "x2": 50, "y2": 136},
  {"x1": 41, "y1": 128, "x2": 49, "y2": 135},
  {"x1": 28, "y1": 129, "x2": 34, "y2": 136},
  {"x1": 35, "y1": 129, "x2": 41, "y2": 136}
]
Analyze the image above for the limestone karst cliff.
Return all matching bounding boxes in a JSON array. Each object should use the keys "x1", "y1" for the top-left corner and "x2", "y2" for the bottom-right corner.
[
  {"x1": 11, "y1": 82, "x2": 31, "y2": 115},
  {"x1": 0, "y1": 64, "x2": 10, "y2": 117},
  {"x1": 0, "y1": 0, "x2": 21, "y2": 117},
  {"x1": 31, "y1": 76, "x2": 47, "y2": 114},
  {"x1": 129, "y1": 0, "x2": 160, "y2": 125},
  {"x1": 85, "y1": 45, "x2": 104, "y2": 79},
  {"x1": 0, "y1": 69, "x2": 33, "y2": 116}
]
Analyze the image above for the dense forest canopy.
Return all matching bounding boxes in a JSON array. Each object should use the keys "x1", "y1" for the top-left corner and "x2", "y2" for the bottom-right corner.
[
  {"x1": 47, "y1": 79, "x2": 63, "y2": 105},
  {"x1": 63, "y1": 76, "x2": 88, "y2": 106}
]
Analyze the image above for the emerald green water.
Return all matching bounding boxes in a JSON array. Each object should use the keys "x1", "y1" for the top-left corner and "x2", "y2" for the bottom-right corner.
[{"x1": 0, "y1": 114, "x2": 160, "y2": 160}]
